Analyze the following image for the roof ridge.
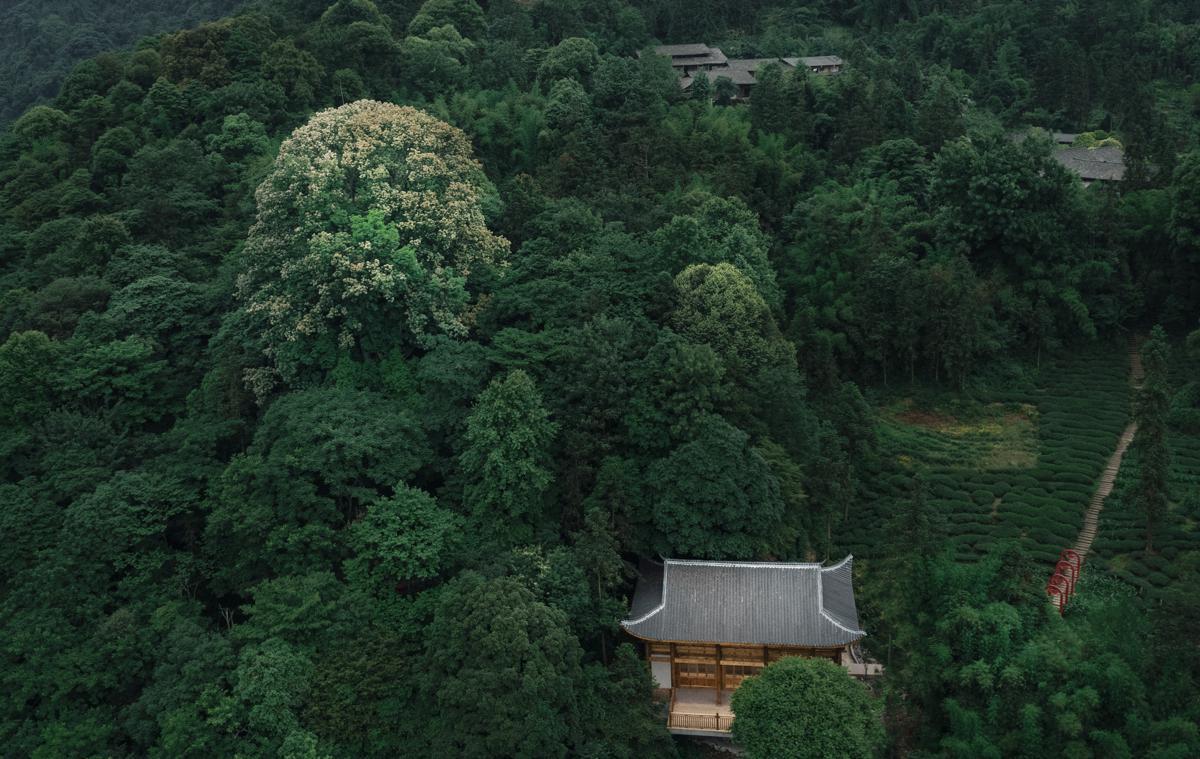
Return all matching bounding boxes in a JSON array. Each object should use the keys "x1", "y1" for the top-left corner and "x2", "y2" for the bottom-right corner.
[
  {"x1": 820, "y1": 609, "x2": 866, "y2": 635},
  {"x1": 817, "y1": 562, "x2": 866, "y2": 636},
  {"x1": 665, "y1": 558, "x2": 824, "y2": 568},
  {"x1": 622, "y1": 561, "x2": 669, "y2": 625},
  {"x1": 820, "y1": 554, "x2": 854, "y2": 572}
]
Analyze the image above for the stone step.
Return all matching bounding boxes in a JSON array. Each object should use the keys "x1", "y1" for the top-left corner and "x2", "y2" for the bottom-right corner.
[{"x1": 1048, "y1": 337, "x2": 1144, "y2": 609}]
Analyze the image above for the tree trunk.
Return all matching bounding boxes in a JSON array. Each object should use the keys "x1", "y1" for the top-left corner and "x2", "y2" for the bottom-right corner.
[{"x1": 598, "y1": 576, "x2": 609, "y2": 664}]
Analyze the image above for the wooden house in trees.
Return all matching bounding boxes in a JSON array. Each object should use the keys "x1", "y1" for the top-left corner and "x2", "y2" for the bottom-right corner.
[
  {"x1": 621, "y1": 556, "x2": 865, "y2": 735},
  {"x1": 653, "y1": 43, "x2": 729, "y2": 75},
  {"x1": 656, "y1": 45, "x2": 845, "y2": 100},
  {"x1": 783, "y1": 55, "x2": 844, "y2": 75},
  {"x1": 1013, "y1": 128, "x2": 1128, "y2": 186},
  {"x1": 1052, "y1": 144, "x2": 1127, "y2": 186}
]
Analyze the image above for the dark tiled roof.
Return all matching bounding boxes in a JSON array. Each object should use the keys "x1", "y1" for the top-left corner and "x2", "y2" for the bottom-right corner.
[
  {"x1": 655, "y1": 44, "x2": 728, "y2": 68},
  {"x1": 621, "y1": 556, "x2": 865, "y2": 647},
  {"x1": 680, "y1": 66, "x2": 756, "y2": 89},
  {"x1": 707, "y1": 66, "x2": 756, "y2": 86},
  {"x1": 1054, "y1": 145, "x2": 1126, "y2": 182},
  {"x1": 655, "y1": 43, "x2": 715, "y2": 57},
  {"x1": 725, "y1": 57, "x2": 787, "y2": 72},
  {"x1": 629, "y1": 559, "x2": 664, "y2": 618}
]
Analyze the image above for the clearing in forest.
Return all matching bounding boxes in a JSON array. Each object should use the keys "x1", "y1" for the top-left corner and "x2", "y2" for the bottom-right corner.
[
  {"x1": 842, "y1": 342, "x2": 1131, "y2": 564},
  {"x1": 881, "y1": 399, "x2": 1038, "y2": 471}
]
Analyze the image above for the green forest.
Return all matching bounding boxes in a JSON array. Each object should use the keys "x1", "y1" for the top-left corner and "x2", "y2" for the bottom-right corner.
[
  {"x1": 0, "y1": 1, "x2": 246, "y2": 126},
  {"x1": 1, "y1": 0, "x2": 1198, "y2": 756}
]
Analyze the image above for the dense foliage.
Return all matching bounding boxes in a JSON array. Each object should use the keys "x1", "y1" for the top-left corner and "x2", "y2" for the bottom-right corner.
[
  {"x1": 1, "y1": 0, "x2": 1199, "y2": 756},
  {"x1": 731, "y1": 657, "x2": 885, "y2": 758},
  {"x1": 0, "y1": 0, "x2": 245, "y2": 125}
]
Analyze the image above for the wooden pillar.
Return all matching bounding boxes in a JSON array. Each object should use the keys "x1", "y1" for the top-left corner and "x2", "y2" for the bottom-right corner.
[
  {"x1": 715, "y1": 644, "x2": 723, "y2": 702},
  {"x1": 670, "y1": 643, "x2": 677, "y2": 688},
  {"x1": 762, "y1": 645, "x2": 769, "y2": 667}
]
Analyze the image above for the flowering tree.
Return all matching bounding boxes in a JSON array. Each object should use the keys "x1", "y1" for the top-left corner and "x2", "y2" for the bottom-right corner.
[{"x1": 238, "y1": 99, "x2": 508, "y2": 383}]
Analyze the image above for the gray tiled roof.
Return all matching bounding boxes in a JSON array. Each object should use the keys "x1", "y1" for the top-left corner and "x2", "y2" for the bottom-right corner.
[
  {"x1": 655, "y1": 44, "x2": 728, "y2": 68},
  {"x1": 783, "y1": 55, "x2": 844, "y2": 68},
  {"x1": 801, "y1": 55, "x2": 843, "y2": 67},
  {"x1": 621, "y1": 556, "x2": 865, "y2": 646},
  {"x1": 680, "y1": 66, "x2": 756, "y2": 89},
  {"x1": 1053, "y1": 145, "x2": 1126, "y2": 182},
  {"x1": 707, "y1": 66, "x2": 756, "y2": 85},
  {"x1": 725, "y1": 57, "x2": 786, "y2": 72},
  {"x1": 629, "y1": 559, "x2": 664, "y2": 618},
  {"x1": 655, "y1": 43, "x2": 715, "y2": 57}
]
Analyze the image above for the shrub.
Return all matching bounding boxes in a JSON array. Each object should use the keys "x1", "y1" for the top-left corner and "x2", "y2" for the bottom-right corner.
[
  {"x1": 731, "y1": 658, "x2": 884, "y2": 759},
  {"x1": 972, "y1": 489, "x2": 995, "y2": 505}
]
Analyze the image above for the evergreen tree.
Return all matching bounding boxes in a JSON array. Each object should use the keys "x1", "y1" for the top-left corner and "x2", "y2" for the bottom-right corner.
[
  {"x1": 419, "y1": 572, "x2": 584, "y2": 758},
  {"x1": 459, "y1": 370, "x2": 558, "y2": 548},
  {"x1": 1133, "y1": 326, "x2": 1170, "y2": 552}
]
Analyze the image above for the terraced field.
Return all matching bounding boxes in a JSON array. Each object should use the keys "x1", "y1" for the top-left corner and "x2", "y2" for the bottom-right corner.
[
  {"x1": 841, "y1": 342, "x2": 1132, "y2": 564},
  {"x1": 1091, "y1": 425, "x2": 1200, "y2": 597},
  {"x1": 1087, "y1": 339, "x2": 1200, "y2": 597}
]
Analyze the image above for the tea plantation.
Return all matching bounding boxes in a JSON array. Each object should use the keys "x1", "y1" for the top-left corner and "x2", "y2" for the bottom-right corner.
[
  {"x1": 842, "y1": 341, "x2": 1132, "y2": 565},
  {"x1": 1092, "y1": 345, "x2": 1200, "y2": 597},
  {"x1": 1092, "y1": 434, "x2": 1200, "y2": 595}
]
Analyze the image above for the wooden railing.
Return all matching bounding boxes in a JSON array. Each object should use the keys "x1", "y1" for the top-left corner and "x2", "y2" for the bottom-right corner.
[{"x1": 668, "y1": 712, "x2": 735, "y2": 732}]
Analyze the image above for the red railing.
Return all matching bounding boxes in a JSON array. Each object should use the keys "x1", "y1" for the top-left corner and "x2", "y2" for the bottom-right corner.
[{"x1": 1045, "y1": 549, "x2": 1082, "y2": 614}]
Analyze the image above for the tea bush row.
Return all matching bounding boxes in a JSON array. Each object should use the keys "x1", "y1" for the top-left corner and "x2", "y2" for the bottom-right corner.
[{"x1": 840, "y1": 341, "x2": 1132, "y2": 564}]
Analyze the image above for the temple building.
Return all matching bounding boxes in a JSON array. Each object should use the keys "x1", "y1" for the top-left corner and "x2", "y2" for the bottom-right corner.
[
  {"x1": 1052, "y1": 144, "x2": 1126, "y2": 186},
  {"x1": 654, "y1": 43, "x2": 728, "y2": 75},
  {"x1": 621, "y1": 556, "x2": 865, "y2": 736},
  {"x1": 1012, "y1": 128, "x2": 1128, "y2": 186},
  {"x1": 653, "y1": 44, "x2": 843, "y2": 100}
]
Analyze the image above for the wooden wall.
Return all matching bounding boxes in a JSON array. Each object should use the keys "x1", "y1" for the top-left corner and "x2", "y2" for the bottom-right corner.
[{"x1": 646, "y1": 641, "x2": 845, "y2": 690}]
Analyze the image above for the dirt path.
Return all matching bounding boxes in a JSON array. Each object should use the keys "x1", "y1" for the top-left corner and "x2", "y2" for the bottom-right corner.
[{"x1": 1071, "y1": 336, "x2": 1144, "y2": 561}]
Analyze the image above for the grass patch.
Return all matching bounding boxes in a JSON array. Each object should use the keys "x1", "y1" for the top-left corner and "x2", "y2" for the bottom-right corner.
[
  {"x1": 841, "y1": 340, "x2": 1132, "y2": 564},
  {"x1": 881, "y1": 399, "x2": 1038, "y2": 470}
]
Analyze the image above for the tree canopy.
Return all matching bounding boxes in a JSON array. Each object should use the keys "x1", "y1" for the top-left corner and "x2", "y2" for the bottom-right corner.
[
  {"x1": 2, "y1": 0, "x2": 1200, "y2": 756},
  {"x1": 239, "y1": 99, "x2": 508, "y2": 384},
  {"x1": 731, "y1": 657, "x2": 885, "y2": 759}
]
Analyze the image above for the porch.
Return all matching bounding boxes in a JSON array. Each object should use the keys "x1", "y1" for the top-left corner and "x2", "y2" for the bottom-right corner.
[{"x1": 666, "y1": 687, "x2": 736, "y2": 734}]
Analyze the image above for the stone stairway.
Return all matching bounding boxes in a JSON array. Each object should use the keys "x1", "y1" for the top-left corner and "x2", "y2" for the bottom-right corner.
[{"x1": 1071, "y1": 337, "x2": 1144, "y2": 561}]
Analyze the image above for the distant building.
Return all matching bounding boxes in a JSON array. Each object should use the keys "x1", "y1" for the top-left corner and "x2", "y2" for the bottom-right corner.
[
  {"x1": 654, "y1": 43, "x2": 728, "y2": 75},
  {"x1": 783, "y1": 55, "x2": 844, "y2": 75},
  {"x1": 681, "y1": 65, "x2": 756, "y2": 99},
  {"x1": 1011, "y1": 128, "x2": 1127, "y2": 186},
  {"x1": 621, "y1": 556, "x2": 865, "y2": 736},
  {"x1": 1052, "y1": 144, "x2": 1126, "y2": 185},
  {"x1": 654, "y1": 44, "x2": 843, "y2": 100}
]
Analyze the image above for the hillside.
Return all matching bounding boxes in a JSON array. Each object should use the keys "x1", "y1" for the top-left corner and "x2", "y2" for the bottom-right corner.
[
  {"x1": 1, "y1": 0, "x2": 1199, "y2": 756},
  {"x1": 0, "y1": 0, "x2": 245, "y2": 125}
]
